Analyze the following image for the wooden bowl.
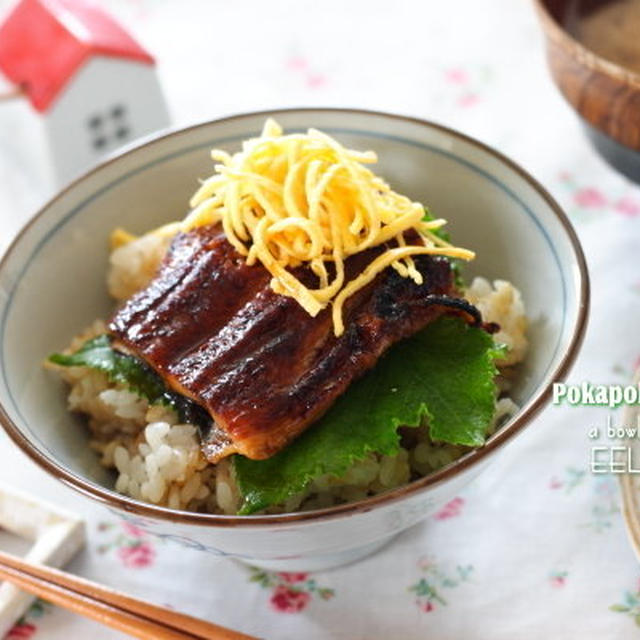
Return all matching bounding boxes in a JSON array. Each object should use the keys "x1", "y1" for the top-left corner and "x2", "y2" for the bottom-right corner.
[{"x1": 534, "y1": 0, "x2": 640, "y2": 181}]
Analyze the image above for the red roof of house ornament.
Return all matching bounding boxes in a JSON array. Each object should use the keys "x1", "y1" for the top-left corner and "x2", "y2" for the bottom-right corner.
[{"x1": 0, "y1": 0, "x2": 155, "y2": 112}]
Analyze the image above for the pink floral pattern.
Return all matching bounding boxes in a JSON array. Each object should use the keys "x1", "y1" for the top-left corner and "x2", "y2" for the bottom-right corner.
[
  {"x1": 277, "y1": 572, "x2": 308, "y2": 583},
  {"x1": 444, "y1": 68, "x2": 470, "y2": 84},
  {"x1": 610, "y1": 579, "x2": 640, "y2": 625},
  {"x1": 409, "y1": 556, "x2": 473, "y2": 613},
  {"x1": 285, "y1": 55, "x2": 327, "y2": 89},
  {"x1": 549, "y1": 476, "x2": 563, "y2": 490},
  {"x1": 434, "y1": 497, "x2": 465, "y2": 520},
  {"x1": 5, "y1": 624, "x2": 37, "y2": 640},
  {"x1": 573, "y1": 187, "x2": 607, "y2": 209},
  {"x1": 5, "y1": 600, "x2": 51, "y2": 639},
  {"x1": 558, "y1": 172, "x2": 640, "y2": 221},
  {"x1": 117, "y1": 541, "x2": 156, "y2": 568},
  {"x1": 97, "y1": 520, "x2": 157, "y2": 569},
  {"x1": 613, "y1": 196, "x2": 640, "y2": 218},
  {"x1": 457, "y1": 93, "x2": 480, "y2": 108},
  {"x1": 270, "y1": 585, "x2": 311, "y2": 613},
  {"x1": 548, "y1": 467, "x2": 586, "y2": 493},
  {"x1": 248, "y1": 568, "x2": 334, "y2": 613},
  {"x1": 549, "y1": 569, "x2": 568, "y2": 588},
  {"x1": 442, "y1": 65, "x2": 490, "y2": 108}
]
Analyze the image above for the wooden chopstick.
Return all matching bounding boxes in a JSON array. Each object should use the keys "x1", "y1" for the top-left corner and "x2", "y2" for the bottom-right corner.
[
  {"x1": 0, "y1": 550, "x2": 256, "y2": 640},
  {"x1": 0, "y1": 562, "x2": 192, "y2": 639}
]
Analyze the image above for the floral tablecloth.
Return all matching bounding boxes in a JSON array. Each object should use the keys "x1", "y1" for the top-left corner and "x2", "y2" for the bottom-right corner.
[{"x1": 2, "y1": 0, "x2": 640, "y2": 638}]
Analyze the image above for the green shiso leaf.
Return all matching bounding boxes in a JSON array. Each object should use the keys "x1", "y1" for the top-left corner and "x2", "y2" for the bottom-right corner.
[
  {"x1": 49, "y1": 335, "x2": 167, "y2": 403},
  {"x1": 49, "y1": 336, "x2": 213, "y2": 427},
  {"x1": 233, "y1": 316, "x2": 503, "y2": 515},
  {"x1": 50, "y1": 319, "x2": 505, "y2": 517},
  {"x1": 423, "y1": 206, "x2": 451, "y2": 243}
]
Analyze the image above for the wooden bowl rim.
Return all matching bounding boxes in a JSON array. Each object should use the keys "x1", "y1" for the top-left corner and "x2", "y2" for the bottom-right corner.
[{"x1": 533, "y1": 0, "x2": 640, "y2": 89}]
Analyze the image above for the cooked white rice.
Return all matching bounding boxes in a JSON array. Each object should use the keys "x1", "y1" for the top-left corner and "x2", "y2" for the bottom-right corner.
[
  {"x1": 50, "y1": 245, "x2": 527, "y2": 515},
  {"x1": 108, "y1": 233, "x2": 171, "y2": 302},
  {"x1": 465, "y1": 277, "x2": 528, "y2": 366}
]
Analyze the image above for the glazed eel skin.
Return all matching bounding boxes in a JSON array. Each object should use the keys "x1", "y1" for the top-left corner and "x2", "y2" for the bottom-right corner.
[{"x1": 108, "y1": 224, "x2": 482, "y2": 462}]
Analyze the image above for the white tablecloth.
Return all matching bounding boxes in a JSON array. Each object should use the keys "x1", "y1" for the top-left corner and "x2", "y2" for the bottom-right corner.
[{"x1": 1, "y1": 0, "x2": 640, "y2": 638}]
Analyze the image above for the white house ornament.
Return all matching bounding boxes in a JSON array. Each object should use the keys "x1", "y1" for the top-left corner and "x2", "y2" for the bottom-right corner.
[{"x1": 0, "y1": 0, "x2": 170, "y2": 185}]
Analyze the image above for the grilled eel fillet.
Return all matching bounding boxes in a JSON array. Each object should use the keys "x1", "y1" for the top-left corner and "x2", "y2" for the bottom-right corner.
[{"x1": 109, "y1": 224, "x2": 482, "y2": 461}]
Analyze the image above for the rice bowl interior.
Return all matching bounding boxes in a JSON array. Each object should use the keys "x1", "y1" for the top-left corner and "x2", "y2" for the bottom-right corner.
[{"x1": 0, "y1": 110, "x2": 587, "y2": 530}]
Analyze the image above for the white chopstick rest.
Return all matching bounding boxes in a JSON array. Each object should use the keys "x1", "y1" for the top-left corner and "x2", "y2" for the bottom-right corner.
[{"x1": 0, "y1": 483, "x2": 85, "y2": 636}]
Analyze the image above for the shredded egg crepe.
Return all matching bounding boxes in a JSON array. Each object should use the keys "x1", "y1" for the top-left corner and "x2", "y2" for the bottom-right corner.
[{"x1": 113, "y1": 119, "x2": 475, "y2": 335}]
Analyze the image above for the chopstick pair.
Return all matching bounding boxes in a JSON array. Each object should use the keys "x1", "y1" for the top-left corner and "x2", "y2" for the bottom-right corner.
[{"x1": 0, "y1": 550, "x2": 256, "y2": 640}]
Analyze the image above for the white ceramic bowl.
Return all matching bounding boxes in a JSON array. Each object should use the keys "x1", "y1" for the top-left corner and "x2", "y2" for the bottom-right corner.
[{"x1": 0, "y1": 109, "x2": 588, "y2": 571}]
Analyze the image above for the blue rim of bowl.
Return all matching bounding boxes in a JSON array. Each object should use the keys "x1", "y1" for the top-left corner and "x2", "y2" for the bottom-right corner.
[{"x1": 0, "y1": 107, "x2": 590, "y2": 527}]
